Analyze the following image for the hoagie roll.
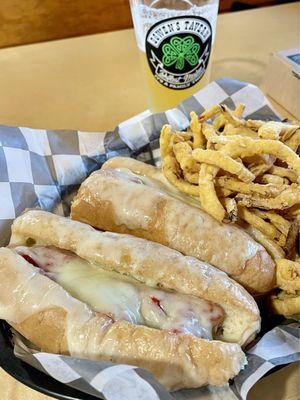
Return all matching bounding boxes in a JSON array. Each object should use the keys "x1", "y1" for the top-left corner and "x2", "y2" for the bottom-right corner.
[
  {"x1": 71, "y1": 157, "x2": 275, "y2": 294},
  {"x1": 0, "y1": 210, "x2": 260, "y2": 390}
]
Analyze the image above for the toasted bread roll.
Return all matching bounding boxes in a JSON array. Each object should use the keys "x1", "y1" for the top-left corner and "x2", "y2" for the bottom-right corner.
[
  {"x1": 71, "y1": 157, "x2": 275, "y2": 294},
  {"x1": 9, "y1": 210, "x2": 260, "y2": 346},
  {"x1": 0, "y1": 248, "x2": 246, "y2": 391}
]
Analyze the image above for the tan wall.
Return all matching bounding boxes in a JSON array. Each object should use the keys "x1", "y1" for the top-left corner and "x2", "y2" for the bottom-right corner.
[
  {"x1": 0, "y1": 0, "x2": 133, "y2": 48},
  {"x1": 0, "y1": 0, "x2": 286, "y2": 48}
]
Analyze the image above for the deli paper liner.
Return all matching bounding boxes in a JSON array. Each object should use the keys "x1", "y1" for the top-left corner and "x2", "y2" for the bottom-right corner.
[{"x1": 0, "y1": 78, "x2": 299, "y2": 400}]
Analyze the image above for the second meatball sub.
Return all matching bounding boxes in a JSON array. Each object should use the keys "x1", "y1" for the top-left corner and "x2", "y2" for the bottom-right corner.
[
  {"x1": 71, "y1": 157, "x2": 275, "y2": 294},
  {"x1": 14, "y1": 245, "x2": 223, "y2": 339},
  {"x1": 10, "y1": 210, "x2": 260, "y2": 346},
  {"x1": 0, "y1": 248, "x2": 245, "y2": 391}
]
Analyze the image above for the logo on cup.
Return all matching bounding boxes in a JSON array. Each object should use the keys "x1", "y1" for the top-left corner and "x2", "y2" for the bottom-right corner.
[{"x1": 145, "y1": 16, "x2": 212, "y2": 90}]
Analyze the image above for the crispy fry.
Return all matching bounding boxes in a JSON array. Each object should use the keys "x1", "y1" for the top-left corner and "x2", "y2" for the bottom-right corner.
[
  {"x1": 192, "y1": 149, "x2": 255, "y2": 182},
  {"x1": 201, "y1": 123, "x2": 219, "y2": 142},
  {"x1": 171, "y1": 132, "x2": 192, "y2": 144},
  {"x1": 268, "y1": 165, "x2": 298, "y2": 183},
  {"x1": 250, "y1": 164, "x2": 272, "y2": 177},
  {"x1": 215, "y1": 187, "x2": 233, "y2": 197},
  {"x1": 281, "y1": 125, "x2": 300, "y2": 141},
  {"x1": 234, "y1": 103, "x2": 246, "y2": 119},
  {"x1": 261, "y1": 174, "x2": 288, "y2": 186},
  {"x1": 284, "y1": 130, "x2": 300, "y2": 152},
  {"x1": 162, "y1": 155, "x2": 199, "y2": 197},
  {"x1": 252, "y1": 210, "x2": 291, "y2": 236},
  {"x1": 173, "y1": 142, "x2": 200, "y2": 172},
  {"x1": 198, "y1": 163, "x2": 225, "y2": 222},
  {"x1": 212, "y1": 104, "x2": 245, "y2": 132},
  {"x1": 223, "y1": 124, "x2": 259, "y2": 139},
  {"x1": 209, "y1": 134, "x2": 263, "y2": 150},
  {"x1": 244, "y1": 119, "x2": 265, "y2": 130},
  {"x1": 250, "y1": 164, "x2": 273, "y2": 177},
  {"x1": 213, "y1": 114, "x2": 227, "y2": 132},
  {"x1": 216, "y1": 176, "x2": 286, "y2": 197},
  {"x1": 256, "y1": 121, "x2": 298, "y2": 141},
  {"x1": 222, "y1": 124, "x2": 235, "y2": 135},
  {"x1": 258, "y1": 121, "x2": 299, "y2": 141},
  {"x1": 283, "y1": 218, "x2": 300, "y2": 260},
  {"x1": 160, "y1": 125, "x2": 173, "y2": 158},
  {"x1": 224, "y1": 197, "x2": 238, "y2": 223},
  {"x1": 284, "y1": 204, "x2": 300, "y2": 219},
  {"x1": 198, "y1": 105, "x2": 222, "y2": 122},
  {"x1": 209, "y1": 134, "x2": 241, "y2": 144},
  {"x1": 258, "y1": 121, "x2": 283, "y2": 140},
  {"x1": 236, "y1": 185, "x2": 300, "y2": 210},
  {"x1": 221, "y1": 137, "x2": 300, "y2": 178},
  {"x1": 183, "y1": 170, "x2": 199, "y2": 184},
  {"x1": 246, "y1": 154, "x2": 275, "y2": 177},
  {"x1": 220, "y1": 104, "x2": 245, "y2": 126},
  {"x1": 276, "y1": 259, "x2": 300, "y2": 293},
  {"x1": 190, "y1": 111, "x2": 205, "y2": 149},
  {"x1": 244, "y1": 225, "x2": 285, "y2": 260},
  {"x1": 186, "y1": 140, "x2": 194, "y2": 148},
  {"x1": 238, "y1": 206, "x2": 285, "y2": 244},
  {"x1": 172, "y1": 141, "x2": 200, "y2": 185}
]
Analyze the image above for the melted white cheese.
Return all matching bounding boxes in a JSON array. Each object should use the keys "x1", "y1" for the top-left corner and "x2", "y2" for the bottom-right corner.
[
  {"x1": 97, "y1": 168, "x2": 261, "y2": 270},
  {"x1": 114, "y1": 167, "x2": 202, "y2": 208},
  {"x1": 14, "y1": 245, "x2": 224, "y2": 339}
]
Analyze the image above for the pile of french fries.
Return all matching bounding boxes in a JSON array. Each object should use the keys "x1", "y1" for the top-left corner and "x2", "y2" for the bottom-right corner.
[{"x1": 160, "y1": 104, "x2": 300, "y2": 266}]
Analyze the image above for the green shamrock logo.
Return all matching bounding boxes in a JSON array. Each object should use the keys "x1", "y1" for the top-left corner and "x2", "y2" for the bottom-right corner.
[{"x1": 162, "y1": 36, "x2": 200, "y2": 70}]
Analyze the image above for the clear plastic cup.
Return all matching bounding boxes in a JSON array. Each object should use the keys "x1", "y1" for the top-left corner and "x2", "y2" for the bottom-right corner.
[{"x1": 129, "y1": 0, "x2": 219, "y2": 112}]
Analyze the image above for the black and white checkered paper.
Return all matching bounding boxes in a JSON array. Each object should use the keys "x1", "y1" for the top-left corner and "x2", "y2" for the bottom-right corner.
[{"x1": 0, "y1": 78, "x2": 299, "y2": 400}]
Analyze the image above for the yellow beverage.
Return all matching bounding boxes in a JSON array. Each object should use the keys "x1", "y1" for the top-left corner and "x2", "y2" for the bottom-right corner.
[
  {"x1": 139, "y1": 49, "x2": 212, "y2": 112},
  {"x1": 130, "y1": 1, "x2": 219, "y2": 113}
]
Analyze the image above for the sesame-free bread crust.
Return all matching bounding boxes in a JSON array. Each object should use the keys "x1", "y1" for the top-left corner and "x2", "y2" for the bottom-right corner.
[
  {"x1": 9, "y1": 210, "x2": 260, "y2": 346},
  {"x1": 0, "y1": 247, "x2": 246, "y2": 390},
  {"x1": 70, "y1": 157, "x2": 275, "y2": 294}
]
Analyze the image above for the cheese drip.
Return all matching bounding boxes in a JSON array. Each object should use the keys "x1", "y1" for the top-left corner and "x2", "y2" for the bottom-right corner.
[{"x1": 14, "y1": 245, "x2": 224, "y2": 339}]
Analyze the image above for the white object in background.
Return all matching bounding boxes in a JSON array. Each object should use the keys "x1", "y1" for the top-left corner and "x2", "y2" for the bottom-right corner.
[{"x1": 265, "y1": 48, "x2": 300, "y2": 119}]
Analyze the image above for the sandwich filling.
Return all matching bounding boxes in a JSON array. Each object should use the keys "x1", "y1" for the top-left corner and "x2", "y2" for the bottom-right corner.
[{"x1": 14, "y1": 245, "x2": 224, "y2": 339}]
